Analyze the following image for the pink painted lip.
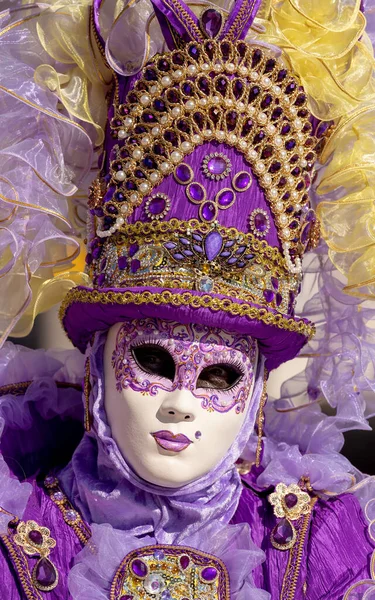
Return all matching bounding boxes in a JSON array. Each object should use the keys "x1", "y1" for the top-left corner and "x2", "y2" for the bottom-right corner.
[{"x1": 151, "y1": 430, "x2": 192, "y2": 453}]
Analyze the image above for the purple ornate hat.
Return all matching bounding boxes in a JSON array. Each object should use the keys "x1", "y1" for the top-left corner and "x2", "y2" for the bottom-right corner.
[{"x1": 60, "y1": 0, "x2": 323, "y2": 370}]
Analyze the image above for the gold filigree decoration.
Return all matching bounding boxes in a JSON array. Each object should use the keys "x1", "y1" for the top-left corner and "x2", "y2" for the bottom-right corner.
[
  {"x1": 60, "y1": 288, "x2": 315, "y2": 339},
  {"x1": 269, "y1": 483, "x2": 311, "y2": 521},
  {"x1": 14, "y1": 520, "x2": 59, "y2": 592}
]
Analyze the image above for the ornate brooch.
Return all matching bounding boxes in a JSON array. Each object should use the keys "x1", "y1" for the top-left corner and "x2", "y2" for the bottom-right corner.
[
  {"x1": 14, "y1": 520, "x2": 59, "y2": 592},
  {"x1": 110, "y1": 545, "x2": 230, "y2": 600},
  {"x1": 268, "y1": 482, "x2": 311, "y2": 551}
]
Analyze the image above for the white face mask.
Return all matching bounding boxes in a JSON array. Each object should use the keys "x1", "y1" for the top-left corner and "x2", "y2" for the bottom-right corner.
[{"x1": 104, "y1": 318, "x2": 258, "y2": 488}]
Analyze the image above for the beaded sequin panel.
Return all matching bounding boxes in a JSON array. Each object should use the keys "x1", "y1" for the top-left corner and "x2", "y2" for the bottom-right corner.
[
  {"x1": 93, "y1": 39, "x2": 325, "y2": 274},
  {"x1": 89, "y1": 219, "x2": 299, "y2": 314},
  {"x1": 110, "y1": 545, "x2": 230, "y2": 600}
]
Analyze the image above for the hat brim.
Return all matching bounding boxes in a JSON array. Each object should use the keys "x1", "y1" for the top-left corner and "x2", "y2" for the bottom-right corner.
[{"x1": 60, "y1": 286, "x2": 314, "y2": 371}]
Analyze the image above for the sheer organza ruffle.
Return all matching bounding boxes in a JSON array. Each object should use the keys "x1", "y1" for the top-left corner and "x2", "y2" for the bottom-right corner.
[
  {"x1": 0, "y1": 1, "x2": 109, "y2": 342},
  {"x1": 68, "y1": 521, "x2": 269, "y2": 600}
]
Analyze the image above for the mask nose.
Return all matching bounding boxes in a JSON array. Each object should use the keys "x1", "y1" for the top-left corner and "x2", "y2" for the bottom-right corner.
[{"x1": 157, "y1": 388, "x2": 196, "y2": 423}]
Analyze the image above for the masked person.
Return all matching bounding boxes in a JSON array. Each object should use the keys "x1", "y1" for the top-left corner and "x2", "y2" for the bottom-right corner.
[{"x1": 0, "y1": 0, "x2": 375, "y2": 598}]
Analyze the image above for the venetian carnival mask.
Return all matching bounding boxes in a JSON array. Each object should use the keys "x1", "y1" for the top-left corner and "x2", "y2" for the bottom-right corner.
[{"x1": 104, "y1": 318, "x2": 258, "y2": 487}]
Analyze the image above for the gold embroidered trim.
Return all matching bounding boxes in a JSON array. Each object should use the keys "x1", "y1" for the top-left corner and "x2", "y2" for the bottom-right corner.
[
  {"x1": 280, "y1": 497, "x2": 318, "y2": 600},
  {"x1": 0, "y1": 533, "x2": 43, "y2": 600},
  {"x1": 60, "y1": 288, "x2": 315, "y2": 339},
  {"x1": 44, "y1": 477, "x2": 91, "y2": 546},
  {"x1": 0, "y1": 381, "x2": 82, "y2": 397}
]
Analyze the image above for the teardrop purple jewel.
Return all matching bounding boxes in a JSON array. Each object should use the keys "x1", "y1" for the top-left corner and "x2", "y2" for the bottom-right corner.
[
  {"x1": 200, "y1": 8, "x2": 223, "y2": 38},
  {"x1": 272, "y1": 518, "x2": 295, "y2": 547},
  {"x1": 179, "y1": 555, "x2": 190, "y2": 570},
  {"x1": 34, "y1": 558, "x2": 58, "y2": 590},
  {"x1": 201, "y1": 566, "x2": 218, "y2": 582},
  {"x1": 204, "y1": 231, "x2": 223, "y2": 261}
]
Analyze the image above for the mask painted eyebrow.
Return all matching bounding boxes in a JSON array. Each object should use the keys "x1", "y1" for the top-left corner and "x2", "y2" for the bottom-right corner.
[{"x1": 130, "y1": 342, "x2": 176, "y2": 381}]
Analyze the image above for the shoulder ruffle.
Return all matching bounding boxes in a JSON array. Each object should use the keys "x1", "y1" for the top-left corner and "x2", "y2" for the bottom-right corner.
[{"x1": 0, "y1": 1, "x2": 110, "y2": 342}]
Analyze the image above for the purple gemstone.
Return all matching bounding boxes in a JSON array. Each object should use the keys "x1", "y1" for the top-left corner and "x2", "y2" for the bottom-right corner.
[
  {"x1": 285, "y1": 139, "x2": 296, "y2": 151},
  {"x1": 85, "y1": 253, "x2": 93, "y2": 265},
  {"x1": 207, "y1": 156, "x2": 227, "y2": 175},
  {"x1": 164, "y1": 131, "x2": 178, "y2": 145},
  {"x1": 131, "y1": 259, "x2": 141, "y2": 273},
  {"x1": 154, "y1": 99, "x2": 166, "y2": 112},
  {"x1": 273, "y1": 518, "x2": 294, "y2": 545},
  {"x1": 157, "y1": 58, "x2": 169, "y2": 71},
  {"x1": 252, "y1": 49, "x2": 262, "y2": 67},
  {"x1": 249, "y1": 86, "x2": 260, "y2": 102},
  {"x1": 179, "y1": 555, "x2": 190, "y2": 570},
  {"x1": 118, "y1": 256, "x2": 128, "y2": 270},
  {"x1": 66, "y1": 509, "x2": 78, "y2": 521},
  {"x1": 271, "y1": 277, "x2": 279, "y2": 290},
  {"x1": 134, "y1": 125, "x2": 146, "y2": 134},
  {"x1": 131, "y1": 559, "x2": 148, "y2": 578},
  {"x1": 277, "y1": 69, "x2": 288, "y2": 82},
  {"x1": 129, "y1": 243, "x2": 139, "y2": 257},
  {"x1": 198, "y1": 77, "x2": 210, "y2": 94},
  {"x1": 115, "y1": 192, "x2": 125, "y2": 202},
  {"x1": 96, "y1": 273, "x2": 105, "y2": 288},
  {"x1": 120, "y1": 596, "x2": 133, "y2": 600},
  {"x1": 226, "y1": 111, "x2": 237, "y2": 130},
  {"x1": 52, "y1": 491, "x2": 64, "y2": 502},
  {"x1": 253, "y1": 131, "x2": 265, "y2": 145},
  {"x1": 254, "y1": 212, "x2": 268, "y2": 232},
  {"x1": 201, "y1": 567, "x2": 218, "y2": 582},
  {"x1": 217, "y1": 189, "x2": 234, "y2": 207},
  {"x1": 234, "y1": 172, "x2": 251, "y2": 190},
  {"x1": 34, "y1": 558, "x2": 57, "y2": 587},
  {"x1": 175, "y1": 164, "x2": 191, "y2": 183},
  {"x1": 142, "y1": 112, "x2": 157, "y2": 123},
  {"x1": 263, "y1": 289, "x2": 275, "y2": 303},
  {"x1": 286, "y1": 81, "x2": 297, "y2": 94},
  {"x1": 154, "y1": 549, "x2": 165, "y2": 560},
  {"x1": 237, "y1": 42, "x2": 247, "y2": 57},
  {"x1": 126, "y1": 180, "x2": 137, "y2": 191},
  {"x1": 241, "y1": 119, "x2": 253, "y2": 136},
  {"x1": 269, "y1": 161, "x2": 281, "y2": 174},
  {"x1": 271, "y1": 107, "x2": 283, "y2": 121},
  {"x1": 44, "y1": 476, "x2": 56, "y2": 486},
  {"x1": 233, "y1": 80, "x2": 244, "y2": 99},
  {"x1": 201, "y1": 202, "x2": 216, "y2": 222},
  {"x1": 172, "y1": 52, "x2": 184, "y2": 65},
  {"x1": 165, "y1": 242, "x2": 176, "y2": 250},
  {"x1": 265, "y1": 59, "x2": 276, "y2": 73},
  {"x1": 28, "y1": 530, "x2": 43, "y2": 545},
  {"x1": 193, "y1": 244, "x2": 203, "y2": 253},
  {"x1": 295, "y1": 93, "x2": 306, "y2": 106},
  {"x1": 216, "y1": 77, "x2": 227, "y2": 94},
  {"x1": 188, "y1": 183, "x2": 205, "y2": 201},
  {"x1": 182, "y1": 82, "x2": 193, "y2": 96},
  {"x1": 261, "y1": 146, "x2": 273, "y2": 160},
  {"x1": 106, "y1": 204, "x2": 118, "y2": 215},
  {"x1": 261, "y1": 94, "x2": 273, "y2": 109},
  {"x1": 144, "y1": 68, "x2": 157, "y2": 81},
  {"x1": 276, "y1": 293, "x2": 283, "y2": 307},
  {"x1": 281, "y1": 123, "x2": 291, "y2": 135},
  {"x1": 209, "y1": 107, "x2": 220, "y2": 124},
  {"x1": 173, "y1": 253, "x2": 184, "y2": 260},
  {"x1": 204, "y1": 231, "x2": 223, "y2": 261},
  {"x1": 285, "y1": 493, "x2": 299, "y2": 508},
  {"x1": 188, "y1": 45, "x2": 200, "y2": 59},
  {"x1": 148, "y1": 196, "x2": 166, "y2": 215},
  {"x1": 143, "y1": 156, "x2": 157, "y2": 169},
  {"x1": 167, "y1": 89, "x2": 180, "y2": 103},
  {"x1": 221, "y1": 42, "x2": 230, "y2": 58}
]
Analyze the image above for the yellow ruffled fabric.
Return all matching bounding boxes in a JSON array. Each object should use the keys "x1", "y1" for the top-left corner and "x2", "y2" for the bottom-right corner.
[
  {"x1": 0, "y1": 0, "x2": 110, "y2": 341},
  {"x1": 253, "y1": 0, "x2": 375, "y2": 298}
]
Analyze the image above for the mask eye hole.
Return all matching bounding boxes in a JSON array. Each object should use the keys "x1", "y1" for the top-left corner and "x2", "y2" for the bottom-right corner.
[
  {"x1": 197, "y1": 363, "x2": 243, "y2": 390},
  {"x1": 131, "y1": 343, "x2": 176, "y2": 381}
]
